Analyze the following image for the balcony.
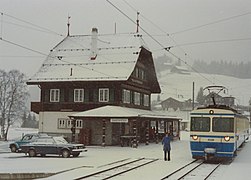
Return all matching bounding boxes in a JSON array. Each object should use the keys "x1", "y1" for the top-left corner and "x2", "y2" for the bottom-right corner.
[{"x1": 30, "y1": 102, "x2": 113, "y2": 114}]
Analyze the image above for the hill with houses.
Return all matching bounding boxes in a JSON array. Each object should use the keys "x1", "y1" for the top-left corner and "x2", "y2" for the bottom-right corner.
[{"x1": 152, "y1": 69, "x2": 251, "y2": 107}]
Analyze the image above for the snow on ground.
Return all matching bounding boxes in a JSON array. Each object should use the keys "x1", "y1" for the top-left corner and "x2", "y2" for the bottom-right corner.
[
  {"x1": 0, "y1": 128, "x2": 250, "y2": 180},
  {"x1": 221, "y1": 141, "x2": 251, "y2": 180}
]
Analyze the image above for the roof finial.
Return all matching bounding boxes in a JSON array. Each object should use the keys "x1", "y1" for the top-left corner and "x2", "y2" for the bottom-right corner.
[
  {"x1": 67, "y1": 15, "x2": 71, "y2": 36},
  {"x1": 136, "y1": 12, "x2": 140, "y2": 33}
]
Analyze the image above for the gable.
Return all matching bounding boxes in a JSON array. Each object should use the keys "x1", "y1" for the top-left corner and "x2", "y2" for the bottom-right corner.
[{"x1": 128, "y1": 48, "x2": 161, "y2": 93}]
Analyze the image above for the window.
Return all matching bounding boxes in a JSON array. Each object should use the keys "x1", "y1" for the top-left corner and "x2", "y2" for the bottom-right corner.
[
  {"x1": 134, "y1": 67, "x2": 145, "y2": 80},
  {"x1": 66, "y1": 119, "x2": 72, "y2": 128},
  {"x1": 144, "y1": 94, "x2": 149, "y2": 106},
  {"x1": 213, "y1": 117, "x2": 234, "y2": 132},
  {"x1": 76, "y1": 119, "x2": 83, "y2": 128},
  {"x1": 50, "y1": 89, "x2": 60, "y2": 102},
  {"x1": 34, "y1": 138, "x2": 54, "y2": 145},
  {"x1": 99, "y1": 88, "x2": 109, "y2": 102},
  {"x1": 191, "y1": 117, "x2": 210, "y2": 132},
  {"x1": 123, "y1": 89, "x2": 131, "y2": 103},
  {"x1": 135, "y1": 67, "x2": 139, "y2": 78},
  {"x1": 74, "y1": 89, "x2": 84, "y2": 102},
  {"x1": 134, "y1": 92, "x2": 140, "y2": 105},
  {"x1": 139, "y1": 69, "x2": 145, "y2": 80},
  {"x1": 58, "y1": 118, "x2": 66, "y2": 129}
]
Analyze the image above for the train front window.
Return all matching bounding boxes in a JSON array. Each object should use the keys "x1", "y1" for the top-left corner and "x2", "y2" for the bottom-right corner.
[
  {"x1": 212, "y1": 117, "x2": 234, "y2": 132},
  {"x1": 191, "y1": 117, "x2": 210, "y2": 132}
]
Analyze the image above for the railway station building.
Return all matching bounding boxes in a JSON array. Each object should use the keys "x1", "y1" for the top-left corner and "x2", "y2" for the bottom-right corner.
[{"x1": 27, "y1": 27, "x2": 181, "y2": 146}]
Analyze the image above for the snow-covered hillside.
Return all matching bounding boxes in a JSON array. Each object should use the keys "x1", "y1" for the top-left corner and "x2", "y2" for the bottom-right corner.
[{"x1": 154, "y1": 71, "x2": 251, "y2": 106}]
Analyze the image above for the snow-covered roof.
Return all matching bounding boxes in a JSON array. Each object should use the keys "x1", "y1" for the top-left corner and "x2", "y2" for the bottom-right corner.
[
  {"x1": 69, "y1": 105, "x2": 181, "y2": 120},
  {"x1": 28, "y1": 32, "x2": 148, "y2": 83}
]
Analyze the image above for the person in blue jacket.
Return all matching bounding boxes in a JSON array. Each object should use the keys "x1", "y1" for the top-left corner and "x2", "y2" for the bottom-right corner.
[{"x1": 162, "y1": 132, "x2": 171, "y2": 161}]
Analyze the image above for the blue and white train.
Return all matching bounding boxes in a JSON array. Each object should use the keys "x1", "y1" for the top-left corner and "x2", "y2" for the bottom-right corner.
[{"x1": 190, "y1": 105, "x2": 249, "y2": 160}]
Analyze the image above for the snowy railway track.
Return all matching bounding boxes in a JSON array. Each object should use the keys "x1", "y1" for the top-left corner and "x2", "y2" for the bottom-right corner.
[
  {"x1": 74, "y1": 157, "x2": 158, "y2": 180},
  {"x1": 161, "y1": 160, "x2": 221, "y2": 180}
]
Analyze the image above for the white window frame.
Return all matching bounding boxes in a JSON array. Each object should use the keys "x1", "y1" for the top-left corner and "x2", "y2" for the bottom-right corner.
[
  {"x1": 50, "y1": 89, "x2": 60, "y2": 102},
  {"x1": 66, "y1": 119, "x2": 72, "y2": 128},
  {"x1": 99, "y1": 88, "x2": 109, "y2": 102},
  {"x1": 140, "y1": 69, "x2": 145, "y2": 80},
  {"x1": 76, "y1": 119, "x2": 83, "y2": 128},
  {"x1": 74, "y1": 89, "x2": 84, "y2": 102},
  {"x1": 58, "y1": 118, "x2": 66, "y2": 129},
  {"x1": 123, "y1": 89, "x2": 131, "y2": 104},
  {"x1": 144, "y1": 94, "x2": 149, "y2": 106},
  {"x1": 134, "y1": 92, "x2": 140, "y2": 105}
]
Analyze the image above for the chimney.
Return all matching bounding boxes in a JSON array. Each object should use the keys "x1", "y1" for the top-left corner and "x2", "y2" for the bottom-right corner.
[{"x1": 90, "y1": 27, "x2": 98, "y2": 60}]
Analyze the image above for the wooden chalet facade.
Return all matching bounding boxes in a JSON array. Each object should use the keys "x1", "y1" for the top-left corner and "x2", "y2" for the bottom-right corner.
[{"x1": 27, "y1": 28, "x2": 180, "y2": 146}]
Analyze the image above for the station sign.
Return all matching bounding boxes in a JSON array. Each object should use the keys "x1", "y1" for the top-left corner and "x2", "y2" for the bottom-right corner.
[{"x1": 110, "y1": 118, "x2": 128, "y2": 123}]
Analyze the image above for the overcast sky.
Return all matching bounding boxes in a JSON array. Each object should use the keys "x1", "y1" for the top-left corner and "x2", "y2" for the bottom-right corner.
[{"x1": 0, "y1": 0, "x2": 250, "y2": 77}]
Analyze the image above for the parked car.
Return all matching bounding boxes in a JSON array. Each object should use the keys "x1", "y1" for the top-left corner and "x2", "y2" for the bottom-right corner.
[
  {"x1": 9, "y1": 133, "x2": 48, "y2": 153},
  {"x1": 19, "y1": 136, "x2": 87, "y2": 158}
]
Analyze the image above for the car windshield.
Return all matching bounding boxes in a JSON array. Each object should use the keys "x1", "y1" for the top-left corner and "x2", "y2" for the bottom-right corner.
[
  {"x1": 21, "y1": 135, "x2": 34, "y2": 141},
  {"x1": 53, "y1": 137, "x2": 68, "y2": 144}
]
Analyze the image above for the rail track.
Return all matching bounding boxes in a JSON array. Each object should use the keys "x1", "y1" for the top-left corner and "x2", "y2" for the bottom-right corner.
[
  {"x1": 161, "y1": 160, "x2": 221, "y2": 180},
  {"x1": 74, "y1": 157, "x2": 158, "y2": 180}
]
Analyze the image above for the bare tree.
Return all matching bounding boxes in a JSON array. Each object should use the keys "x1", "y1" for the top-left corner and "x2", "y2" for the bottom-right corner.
[{"x1": 0, "y1": 70, "x2": 29, "y2": 140}]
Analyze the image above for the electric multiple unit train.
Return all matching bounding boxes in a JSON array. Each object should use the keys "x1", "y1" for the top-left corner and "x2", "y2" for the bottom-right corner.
[{"x1": 190, "y1": 100, "x2": 249, "y2": 160}]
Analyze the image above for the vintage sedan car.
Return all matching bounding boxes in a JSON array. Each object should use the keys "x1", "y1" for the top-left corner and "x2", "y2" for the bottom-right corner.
[
  {"x1": 19, "y1": 136, "x2": 87, "y2": 158},
  {"x1": 9, "y1": 133, "x2": 48, "y2": 152}
]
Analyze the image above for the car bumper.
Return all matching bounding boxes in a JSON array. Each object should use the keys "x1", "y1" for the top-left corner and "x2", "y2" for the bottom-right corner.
[{"x1": 72, "y1": 149, "x2": 87, "y2": 152}]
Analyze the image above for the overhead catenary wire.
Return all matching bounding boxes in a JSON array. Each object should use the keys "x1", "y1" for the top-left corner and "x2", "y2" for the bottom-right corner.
[
  {"x1": 0, "y1": 11, "x2": 140, "y2": 78},
  {"x1": 0, "y1": 11, "x2": 64, "y2": 37},
  {"x1": 120, "y1": 0, "x2": 217, "y2": 83},
  {"x1": 172, "y1": 37, "x2": 251, "y2": 47},
  {"x1": 119, "y1": 0, "x2": 247, "y2": 88},
  {"x1": 122, "y1": 0, "x2": 251, "y2": 90},
  {"x1": 1, "y1": 38, "x2": 49, "y2": 57},
  {"x1": 0, "y1": 36, "x2": 135, "y2": 80},
  {"x1": 170, "y1": 11, "x2": 251, "y2": 35},
  {"x1": 106, "y1": 0, "x2": 214, "y2": 85},
  {"x1": 2, "y1": 20, "x2": 62, "y2": 35}
]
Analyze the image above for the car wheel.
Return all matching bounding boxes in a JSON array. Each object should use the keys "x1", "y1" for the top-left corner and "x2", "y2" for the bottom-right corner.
[
  {"x1": 73, "y1": 153, "x2": 80, "y2": 157},
  {"x1": 28, "y1": 149, "x2": 36, "y2": 157},
  {"x1": 10, "y1": 145, "x2": 17, "y2": 153},
  {"x1": 62, "y1": 149, "x2": 70, "y2": 158}
]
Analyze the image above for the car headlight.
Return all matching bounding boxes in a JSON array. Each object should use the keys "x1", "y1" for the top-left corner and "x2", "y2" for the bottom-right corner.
[
  {"x1": 192, "y1": 135, "x2": 198, "y2": 140},
  {"x1": 224, "y1": 136, "x2": 230, "y2": 141}
]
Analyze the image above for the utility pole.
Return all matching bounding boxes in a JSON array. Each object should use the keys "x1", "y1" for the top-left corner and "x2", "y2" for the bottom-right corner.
[{"x1": 192, "y1": 82, "x2": 195, "y2": 110}]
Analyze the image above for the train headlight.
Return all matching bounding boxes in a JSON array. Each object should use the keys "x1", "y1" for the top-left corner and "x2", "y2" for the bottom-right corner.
[
  {"x1": 192, "y1": 135, "x2": 198, "y2": 140},
  {"x1": 224, "y1": 136, "x2": 230, "y2": 141}
]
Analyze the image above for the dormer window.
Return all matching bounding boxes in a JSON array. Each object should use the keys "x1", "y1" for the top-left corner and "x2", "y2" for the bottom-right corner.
[{"x1": 50, "y1": 89, "x2": 60, "y2": 102}]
